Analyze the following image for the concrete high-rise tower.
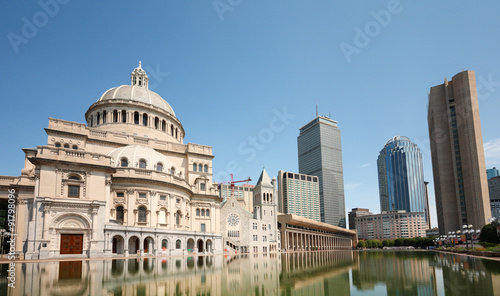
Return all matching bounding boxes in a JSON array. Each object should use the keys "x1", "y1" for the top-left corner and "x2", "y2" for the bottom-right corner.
[
  {"x1": 428, "y1": 70, "x2": 490, "y2": 235},
  {"x1": 377, "y1": 136, "x2": 429, "y2": 228},
  {"x1": 297, "y1": 116, "x2": 345, "y2": 228}
]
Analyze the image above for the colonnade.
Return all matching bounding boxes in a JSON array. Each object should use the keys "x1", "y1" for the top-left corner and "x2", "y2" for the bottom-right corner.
[{"x1": 283, "y1": 230, "x2": 352, "y2": 251}]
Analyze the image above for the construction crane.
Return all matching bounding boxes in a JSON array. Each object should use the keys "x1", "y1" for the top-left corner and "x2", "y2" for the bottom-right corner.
[{"x1": 218, "y1": 174, "x2": 251, "y2": 197}]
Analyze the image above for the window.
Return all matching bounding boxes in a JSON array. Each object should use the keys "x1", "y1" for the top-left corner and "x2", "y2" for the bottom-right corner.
[
  {"x1": 139, "y1": 159, "x2": 147, "y2": 169},
  {"x1": 116, "y1": 192, "x2": 124, "y2": 198},
  {"x1": 193, "y1": 163, "x2": 197, "y2": 171},
  {"x1": 116, "y1": 206, "x2": 124, "y2": 223},
  {"x1": 55, "y1": 142, "x2": 61, "y2": 148},
  {"x1": 139, "y1": 193, "x2": 146, "y2": 199},
  {"x1": 142, "y1": 113, "x2": 148, "y2": 126},
  {"x1": 159, "y1": 208, "x2": 167, "y2": 224},
  {"x1": 171, "y1": 125, "x2": 174, "y2": 136},
  {"x1": 206, "y1": 209, "x2": 210, "y2": 217},
  {"x1": 157, "y1": 162, "x2": 163, "y2": 172},
  {"x1": 160, "y1": 195, "x2": 166, "y2": 201},
  {"x1": 204, "y1": 165, "x2": 208, "y2": 173},
  {"x1": 138, "y1": 207, "x2": 147, "y2": 223},
  {"x1": 97, "y1": 112, "x2": 101, "y2": 125},
  {"x1": 155, "y1": 117, "x2": 159, "y2": 129},
  {"x1": 122, "y1": 110, "x2": 127, "y2": 123},
  {"x1": 134, "y1": 112, "x2": 139, "y2": 124},
  {"x1": 253, "y1": 223, "x2": 257, "y2": 230},
  {"x1": 121, "y1": 158, "x2": 128, "y2": 167},
  {"x1": 201, "y1": 223, "x2": 206, "y2": 232},
  {"x1": 170, "y1": 167, "x2": 176, "y2": 175},
  {"x1": 176, "y1": 198, "x2": 180, "y2": 204},
  {"x1": 253, "y1": 235, "x2": 258, "y2": 241},
  {"x1": 199, "y1": 164, "x2": 202, "y2": 172},
  {"x1": 176, "y1": 239, "x2": 181, "y2": 249},
  {"x1": 72, "y1": 145, "x2": 78, "y2": 150},
  {"x1": 113, "y1": 110, "x2": 118, "y2": 123},
  {"x1": 175, "y1": 128, "x2": 178, "y2": 139},
  {"x1": 201, "y1": 209, "x2": 205, "y2": 216},
  {"x1": 200, "y1": 183, "x2": 206, "y2": 191},
  {"x1": 64, "y1": 144, "x2": 70, "y2": 149},
  {"x1": 196, "y1": 209, "x2": 200, "y2": 216},
  {"x1": 262, "y1": 224, "x2": 267, "y2": 231},
  {"x1": 69, "y1": 175, "x2": 80, "y2": 180},
  {"x1": 176, "y1": 211, "x2": 181, "y2": 225},
  {"x1": 102, "y1": 111, "x2": 107, "y2": 123},
  {"x1": 162, "y1": 120, "x2": 166, "y2": 132},
  {"x1": 68, "y1": 185, "x2": 80, "y2": 198},
  {"x1": 162, "y1": 239, "x2": 168, "y2": 249},
  {"x1": 263, "y1": 236, "x2": 267, "y2": 242}
]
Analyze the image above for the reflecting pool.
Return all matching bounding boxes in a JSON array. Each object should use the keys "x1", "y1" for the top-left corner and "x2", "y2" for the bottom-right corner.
[{"x1": 1, "y1": 251, "x2": 499, "y2": 295}]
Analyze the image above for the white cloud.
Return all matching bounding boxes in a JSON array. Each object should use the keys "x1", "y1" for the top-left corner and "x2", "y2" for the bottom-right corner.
[
  {"x1": 484, "y1": 138, "x2": 500, "y2": 166},
  {"x1": 345, "y1": 183, "x2": 362, "y2": 190},
  {"x1": 360, "y1": 163, "x2": 371, "y2": 168}
]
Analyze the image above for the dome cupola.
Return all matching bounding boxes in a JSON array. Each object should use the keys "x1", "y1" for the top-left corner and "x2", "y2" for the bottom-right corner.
[{"x1": 130, "y1": 61, "x2": 149, "y2": 88}]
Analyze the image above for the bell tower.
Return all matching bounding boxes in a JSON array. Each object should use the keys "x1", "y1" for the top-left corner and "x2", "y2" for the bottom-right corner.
[
  {"x1": 253, "y1": 168, "x2": 277, "y2": 222},
  {"x1": 130, "y1": 61, "x2": 149, "y2": 88}
]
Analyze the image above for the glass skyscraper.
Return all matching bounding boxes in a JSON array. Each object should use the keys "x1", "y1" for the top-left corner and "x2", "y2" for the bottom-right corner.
[
  {"x1": 377, "y1": 136, "x2": 428, "y2": 226},
  {"x1": 297, "y1": 116, "x2": 346, "y2": 228}
]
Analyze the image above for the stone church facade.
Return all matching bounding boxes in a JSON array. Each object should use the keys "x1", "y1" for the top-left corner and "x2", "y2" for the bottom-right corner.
[{"x1": 0, "y1": 63, "x2": 224, "y2": 259}]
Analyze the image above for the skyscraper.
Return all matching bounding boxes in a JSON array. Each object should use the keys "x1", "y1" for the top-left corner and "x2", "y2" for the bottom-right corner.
[
  {"x1": 297, "y1": 116, "x2": 346, "y2": 228},
  {"x1": 277, "y1": 170, "x2": 320, "y2": 222},
  {"x1": 377, "y1": 136, "x2": 429, "y2": 227},
  {"x1": 428, "y1": 70, "x2": 490, "y2": 235},
  {"x1": 487, "y1": 167, "x2": 500, "y2": 180}
]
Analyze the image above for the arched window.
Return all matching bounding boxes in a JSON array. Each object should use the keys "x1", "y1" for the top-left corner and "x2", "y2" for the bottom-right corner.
[
  {"x1": 139, "y1": 159, "x2": 147, "y2": 169},
  {"x1": 121, "y1": 158, "x2": 128, "y2": 167},
  {"x1": 156, "y1": 162, "x2": 163, "y2": 172},
  {"x1": 159, "y1": 208, "x2": 167, "y2": 224},
  {"x1": 162, "y1": 120, "x2": 166, "y2": 132},
  {"x1": 69, "y1": 175, "x2": 80, "y2": 180},
  {"x1": 102, "y1": 110, "x2": 107, "y2": 123},
  {"x1": 134, "y1": 112, "x2": 139, "y2": 124},
  {"x1": 121, "y1": 110, "x2": 127, "y2": 123},
  {"x1": 64, "y1": 144, "x2": 70, "y2": 149},
  {"x1": 193, "y1": 163, "x2": 197, "y2": 172},
  {"x1": 176, "y1": 239, "x2": 181, "y2": 249},
  {"x1": 55, "y1": 143, "x2": 61, "y2": 148},
  {"x1": 155, "y1": 117, "x2": 159, "y2": 129},
  {"x1": 113, "y1": 110, "x2": 118, "y2": 123},
  {"x1": 72, "y1": 145, "x2": 78, "y2": 150},
  {"x1": 142, "y1": 113, "x2": 148, "y2": 126},
  {"x1": 138, "y1": 206, "x2": 147, "y2": 223},
  {"x1": 206, "y1": 209, "x2": 210, "y2": 217},
  {"x1": 198, "y1": 164, "x2": 202, "y2": 172},
  {"x1": 204, "y1": 165, "x2": 208, "y2": 173},
  {"x1": 196, "y1": 209, "x2": 200, "y2": 216},
  {"x1": 97, "y1": 112, "x2": 101, "y2": 125},
  {"x1": 201, "y1": 209, "x2": 205, "y2": 217},
  {"x1": 171, "y1": 125, "x2": 174, "y2": 136},
  {"x1": 175, "y1": 128, "x2": 178, "y2": 139},
  {"x1": 162, "y1": 239, "x2": 168, "y2": 249},
  {"x1": 116, "y1": 206, "x2": 124, "y2": 224},
  {"x1": 171, "y1": 167, "x2": 176, "y2": 175},
  {"x1": 90, "y1": 116, "x2": 93, "y2": 127}
]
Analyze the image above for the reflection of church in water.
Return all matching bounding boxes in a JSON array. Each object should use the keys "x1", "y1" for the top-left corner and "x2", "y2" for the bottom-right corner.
[{"x1": 0, "y1": 63, "x2": 279, "y2": 259}]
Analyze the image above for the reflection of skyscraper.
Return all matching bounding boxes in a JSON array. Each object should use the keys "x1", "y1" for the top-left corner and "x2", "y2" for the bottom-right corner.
[
  {"x1": 297, "y1": 116, "x2": 345, "y2": 228},
  {"x1": 428, "y1": 70, "x2": 490, "y2": 234},
  {"x1": 377, "y1": 136, "x2": 428, "y2": 227}
]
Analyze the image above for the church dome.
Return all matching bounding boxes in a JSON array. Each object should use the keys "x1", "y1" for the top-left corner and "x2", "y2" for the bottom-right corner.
[{"x1": 96, "y1": 62, "x2": 175, "y2": 116}]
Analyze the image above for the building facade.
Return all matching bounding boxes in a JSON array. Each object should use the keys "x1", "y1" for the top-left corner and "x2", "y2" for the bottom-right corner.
[
  {"x1": 0, "y1": 63, "x2": 224, "y2": 259},
  {"x1": 297, "y1": 116, "x2": 346, "y2": 228},
  {"x1": 277, "y1": 170, "x2": 320, "y2": 222},
  {"x1": 219, "y1": 183, "x2": 254, "y2": 213},
  {"x1": 428, "y1": 70, "x2": 491, "y2": 234},
  {"x1": 348, "y1": 208, "x2": 372, "y2": 230},
  {"x1": 488, "y1": 176, "x2": 500, "y2": 220},
  {"x1": 487, "y1": 167, "x2": 500, "y2": 180},
  {"x1": 355, "y1": 211, "x2": 426, "y2": 240},
  {"x1": 377, "y1": 136, "x2": 428, "y2": 229},
  {"x1": 219, "y1": 169, "x2": 280, "y2": 253}
]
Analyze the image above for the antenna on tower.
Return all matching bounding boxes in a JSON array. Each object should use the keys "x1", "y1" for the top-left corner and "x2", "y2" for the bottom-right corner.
[{"x1": 316, "y1": 100, "x2": 318, "y2": 117}]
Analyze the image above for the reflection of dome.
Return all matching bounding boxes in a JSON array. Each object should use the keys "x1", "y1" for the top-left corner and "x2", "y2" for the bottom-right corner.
[
  {"x1": 108, "y1": 145, "x2": 173, "y2": 170},
  {"x1": 96, "y1": 62, "x2": 175, "y2": 116}
]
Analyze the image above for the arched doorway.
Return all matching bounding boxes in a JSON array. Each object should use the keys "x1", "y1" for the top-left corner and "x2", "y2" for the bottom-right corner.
[
  {"x1": 197, "y1": 239, "x2": 204, "y2": 253},
  {"x1": 128, "y1": 236, "x2": 140, "y2": 254},
  {"x1": 187, "y1": 238, "x2": 195, "y2": 252},
  {"x1": 206, "y1": 239, "x2": 212, "y2": 253},
  {"x1": 112, "y1": 235, "x2": 124, "y2": 254},
  {"x1": 143, "y1": 237, "x2": 154, "y2": 254}
]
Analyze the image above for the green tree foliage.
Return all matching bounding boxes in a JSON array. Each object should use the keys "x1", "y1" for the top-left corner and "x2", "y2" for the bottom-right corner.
[
  {"x1": 357, "y1": 240, "x2": 366, "y2": 248},
  {"x1": 479, "y1": 221, "x2": 500, "y2": 244}
]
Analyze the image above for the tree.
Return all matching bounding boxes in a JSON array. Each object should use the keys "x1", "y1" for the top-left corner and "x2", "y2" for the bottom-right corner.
[
  {"x1": 479, "y1": 221, "x2": 500, "y2": 244},
  {"x1": 357, "y1": 240, "x2": 366, "y2": 249},
  {"x1": 394, "y1": 238, "x2": 404, "y2": 246}
]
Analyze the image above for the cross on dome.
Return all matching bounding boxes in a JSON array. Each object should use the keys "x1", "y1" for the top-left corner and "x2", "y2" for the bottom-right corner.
[{"x1": 131, "y1": 61, "x2": 149, "y2": 88}]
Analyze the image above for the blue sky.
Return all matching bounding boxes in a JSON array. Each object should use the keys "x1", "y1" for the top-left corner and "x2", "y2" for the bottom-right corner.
[{"x1": 1, "y1": 1, "x2": 500, "y2": 227}]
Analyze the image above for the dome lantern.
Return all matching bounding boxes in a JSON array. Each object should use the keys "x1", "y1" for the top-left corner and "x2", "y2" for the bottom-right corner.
[{"x1": 131, "y1": 61, "x2": 149, "y2": 88}]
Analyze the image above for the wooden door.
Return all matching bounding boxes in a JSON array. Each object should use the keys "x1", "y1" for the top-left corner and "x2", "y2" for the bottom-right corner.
[{"x1": 60, "y1": 234, "x2": 83, "y2": 254}]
